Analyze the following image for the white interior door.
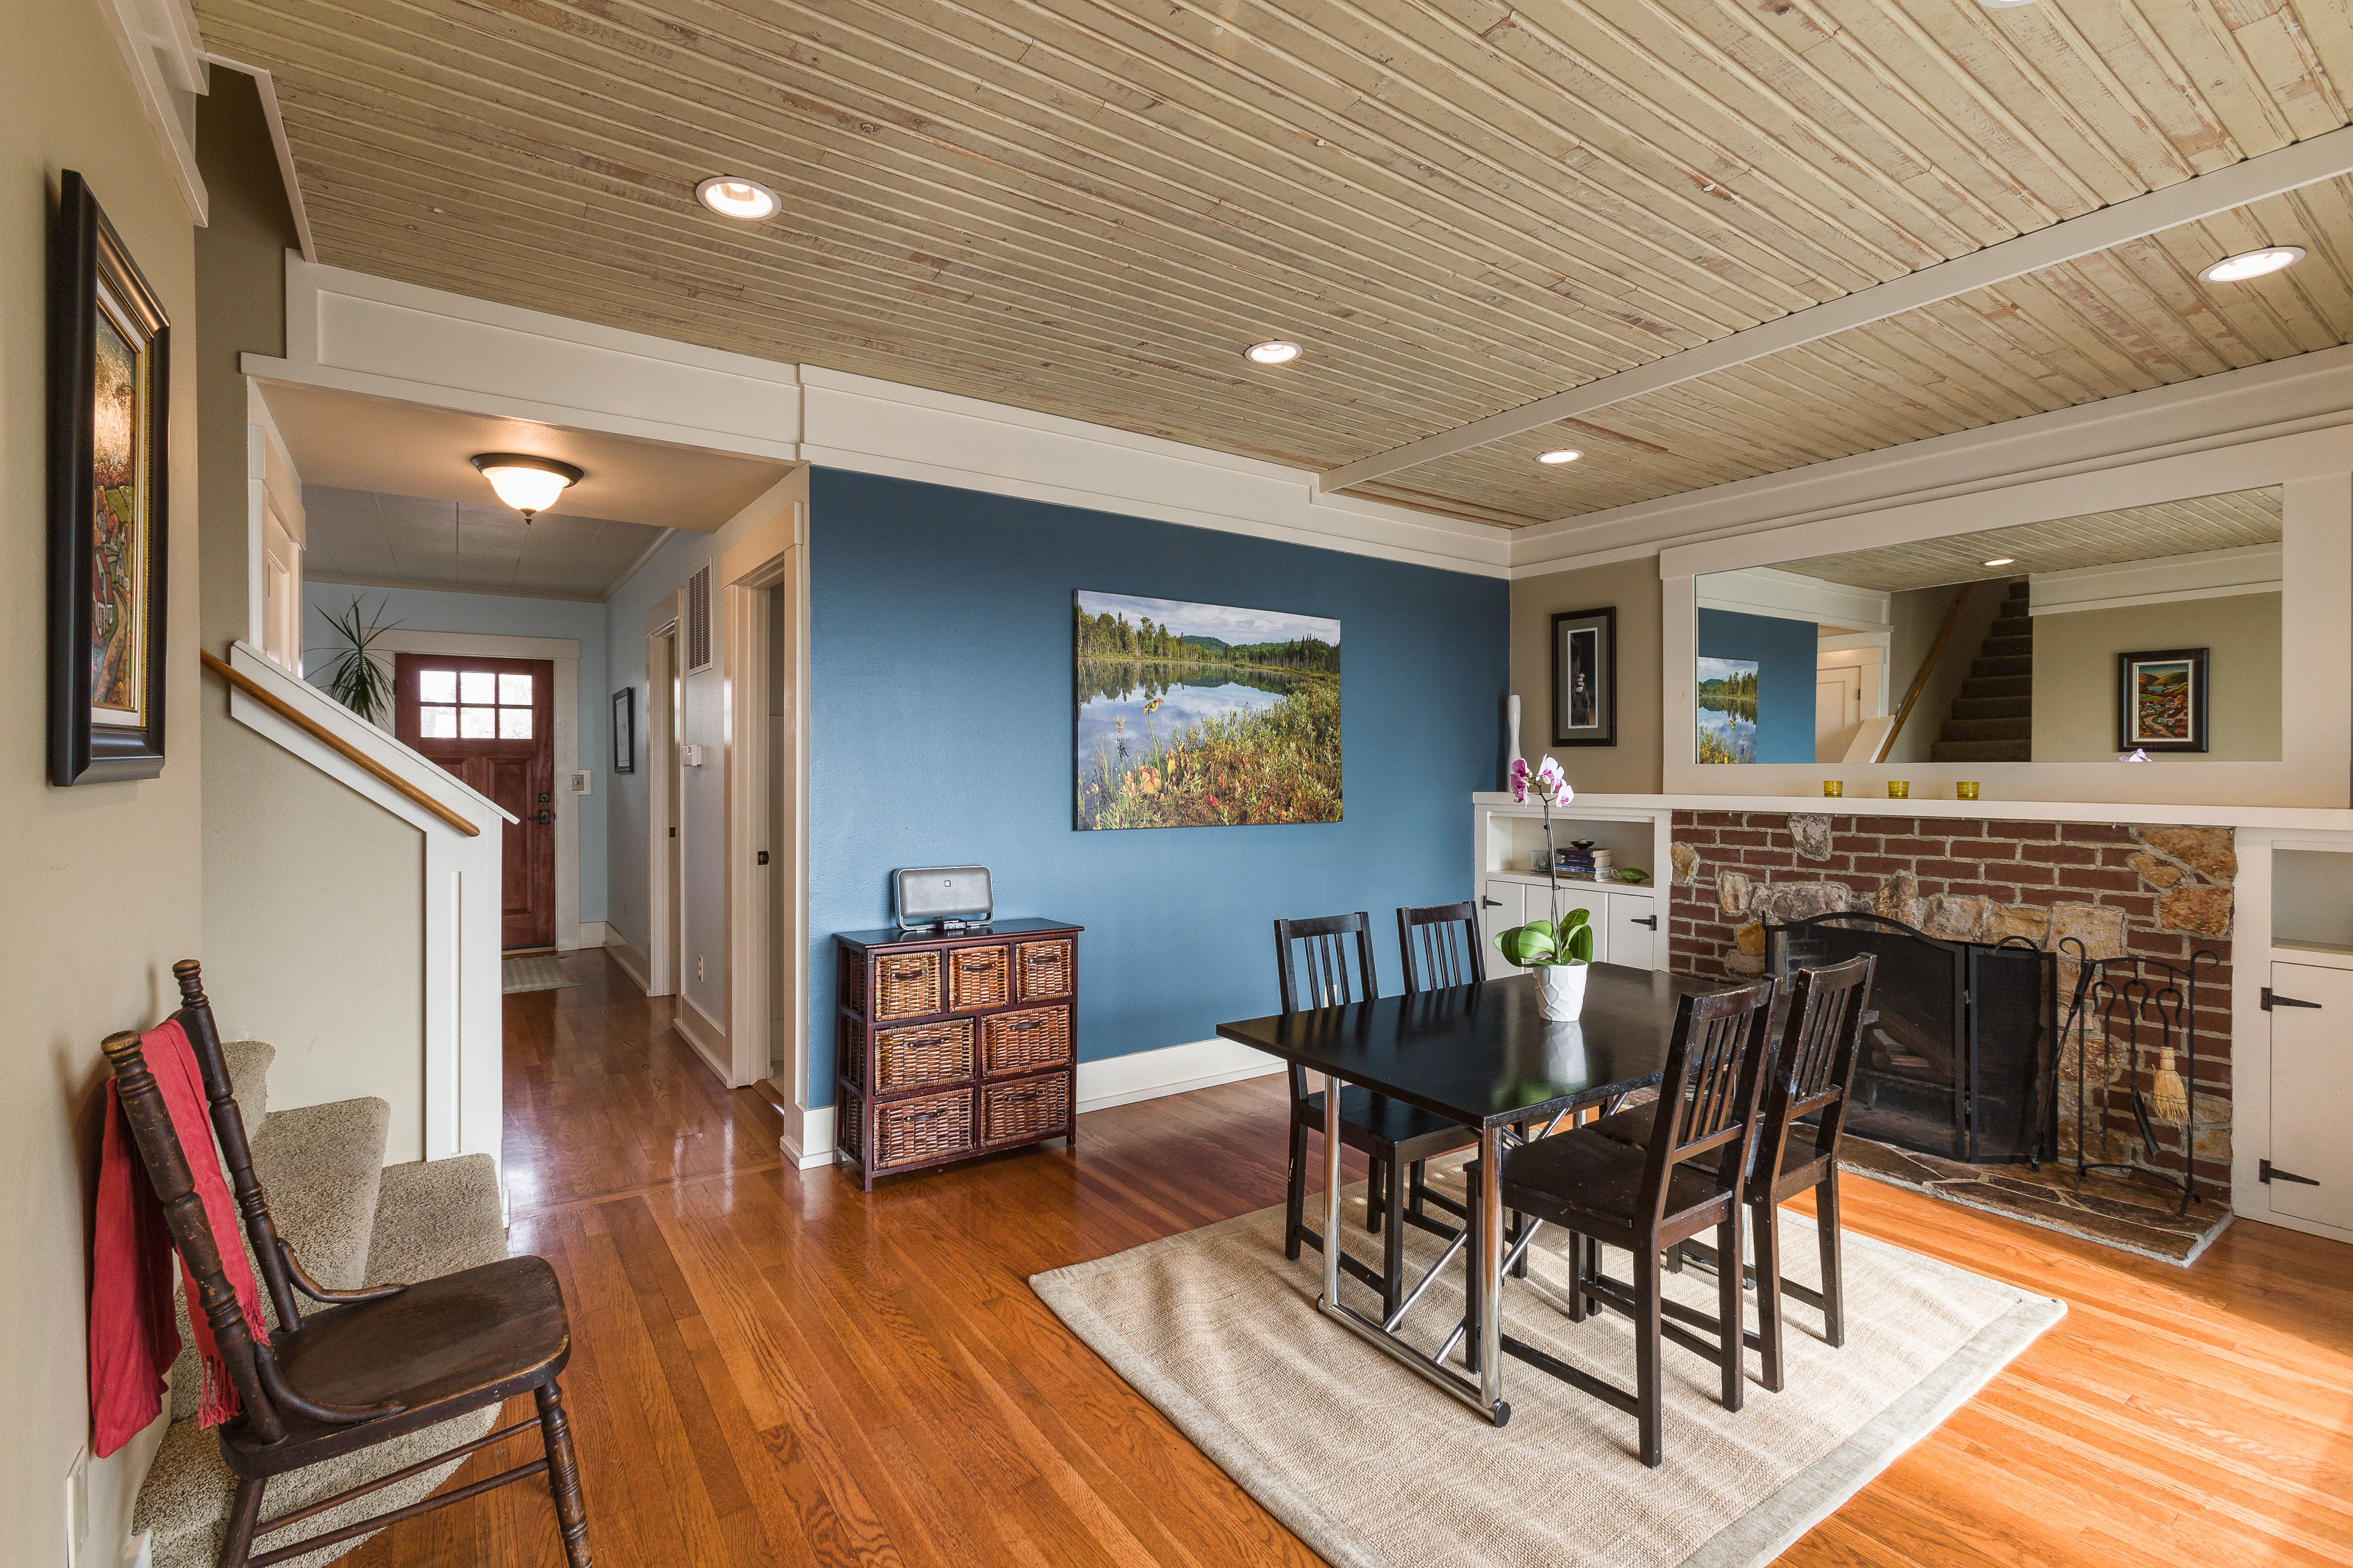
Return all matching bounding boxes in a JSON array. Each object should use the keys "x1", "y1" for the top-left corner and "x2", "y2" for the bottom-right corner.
[
  {"x1": 1607, "y1": 892, "x2": 1660, "y2": 970},
  {"x1": 2268, "y1": 962, "x2": 2353, "y2": 1230},
  {"x1": 261, "y1": 501, "x2": 302, "y2": 673},
  {"x1": 1479, "y1": 880, "x2": 1525, "y2": 974},
  {"x1": 1816, "y1": 666, "x2": 1863, "y2": 764}
]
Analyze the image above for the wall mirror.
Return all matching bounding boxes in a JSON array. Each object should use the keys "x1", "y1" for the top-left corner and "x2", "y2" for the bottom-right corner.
[{"x1": 1692, "y1": 486, "x2": 2283, "y2": 766}]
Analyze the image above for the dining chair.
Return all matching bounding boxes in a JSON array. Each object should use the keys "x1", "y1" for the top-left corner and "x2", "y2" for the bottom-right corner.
[
  {"x1": 1396, "y1": 902, "x2": 1486, "y2": 992},
  {"x1": 102, "y1": 962, "x2": 593, "y2": 1568},
  {"x1": 1274, "y1": 913, "x2": 1479, "y2": 1320},
  {"x1": 1591, "y1": 955, "x2": 1876, "y2": 1390},
  {"x1": 1465, "y1": 978, "x2": 1777, "y2": 1467}
]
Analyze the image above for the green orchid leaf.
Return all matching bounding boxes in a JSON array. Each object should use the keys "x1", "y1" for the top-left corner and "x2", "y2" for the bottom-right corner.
[
  {"x1": 1560, "y1": 908, "x2": 1590, "y2": 931},
  {"x1": 1563, "y1": 923, "x2": 1595, "y2": 963}
]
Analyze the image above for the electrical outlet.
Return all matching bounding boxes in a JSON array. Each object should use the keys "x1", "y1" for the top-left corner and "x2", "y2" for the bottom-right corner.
[
  {"x1": 696, "y1": 956, "x2": 705, "y2": 982},
  {"x1": 65, "y1": 1445, "x2": 88, "y2": 1568},
  {"x1": 568, "y1": 770, "x2": 592, "y2": 795}
]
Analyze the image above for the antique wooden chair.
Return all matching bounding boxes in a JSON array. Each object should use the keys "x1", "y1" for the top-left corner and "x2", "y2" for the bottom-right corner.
[
  {"x1": 1465, "y1": 978, "x2": 1777, "y2": 1467},
  {"x1": 1395, "y1": 901, "x2": 1486, "y2": 993},
  {"x1": 1593, "y1": 955, "x2": 1877, "y2": 1390},
  {"x1": 101, "y1": 961, "x2": 592, "y2": 1567},
  {"x1": 1274, "y1": 913, "x2": 1479, "y2": 1318}
]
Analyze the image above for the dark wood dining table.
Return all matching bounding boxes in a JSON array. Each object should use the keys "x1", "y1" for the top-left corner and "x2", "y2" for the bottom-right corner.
[{"x1": 1215, "y1": 963, "x2": 1728, "y2": 1427}]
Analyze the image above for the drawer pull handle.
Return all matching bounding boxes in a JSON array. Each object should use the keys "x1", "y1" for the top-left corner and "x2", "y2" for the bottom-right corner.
[
  {"x1": 960, "y1": 959, "x2": 998, "y2": 971},
  {"x1": 999, "y1": 1091, "x2": 1042, "y2": 1106},
  {"x1": 888, "y1": 967, "x2": 925, "y2": 980},
  {"x1": 1024, "y1": 953, "x2": 1060, "y2": 964},
  {"x1": 902, "y1": 1110, "x2": 946, "y2": 1123}
]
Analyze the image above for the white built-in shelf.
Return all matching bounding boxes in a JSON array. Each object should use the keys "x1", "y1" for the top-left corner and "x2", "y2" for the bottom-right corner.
[{"x1": 1474, "y1": 791, "x2": 2353, "y2": 832}]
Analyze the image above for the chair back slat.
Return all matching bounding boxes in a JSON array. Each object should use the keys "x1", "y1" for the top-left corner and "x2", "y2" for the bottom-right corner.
[
  {"x1": 1640, "y1": 979, "x2": 1776, "y2": 1217},
  {"x1": 100, "y1": 1029, "x2": 287, "y2": 1445},
  {"x1": 1760, "y1": 955, "x2": 1875, "y2": 1186},
  {"x1": 1273, "y1": 913, "x2": 1379, "y2": 1106},
  {"x1": 1396, "y1": 902, "x2": 1485, "y2": 993}
]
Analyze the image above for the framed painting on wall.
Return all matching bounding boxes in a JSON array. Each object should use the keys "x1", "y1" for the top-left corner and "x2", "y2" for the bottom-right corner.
[
  {"x1": 49, "y1": 170, "x2": 170, "y2": 786},
  {"x1": 1696, "y1": 658, "x2": 1759, "y2": 763},
  {"x1": 2118, "y1": 647, "x2": 2208, "y2": 753},
  {"x1": 612, "y1": 687, "x2": 636, "y2": 773},
  {"x1": 1073, "y1": 590, "x2": 1340, "y2": 829},
  {"x1": 1551, "y1": 606, "x2": 1616, "y2": 746}
]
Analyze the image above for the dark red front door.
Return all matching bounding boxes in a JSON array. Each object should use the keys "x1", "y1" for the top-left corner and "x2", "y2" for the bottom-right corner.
[{"x1": 395, "y1": 653, "x2": 557, "y2": 951}]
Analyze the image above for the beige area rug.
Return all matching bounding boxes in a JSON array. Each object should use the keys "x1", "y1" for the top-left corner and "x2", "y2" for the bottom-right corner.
[
  {"x1": 1033, "y1": 1158, "x2": 2063, "y2": 1568},
  {"x1": 501, "y1": 953, "x2": 577, "y2": 994}
]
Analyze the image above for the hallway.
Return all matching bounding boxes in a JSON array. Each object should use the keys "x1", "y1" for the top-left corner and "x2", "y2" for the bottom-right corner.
[{"x1": 344, "y1": 953, "x2": 2353, "y2": 1568}]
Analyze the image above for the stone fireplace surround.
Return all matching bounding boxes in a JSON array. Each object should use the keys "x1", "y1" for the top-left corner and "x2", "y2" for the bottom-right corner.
[{"x1": 1667, "y1": 811, "x2": 2235, "y2": 1202}]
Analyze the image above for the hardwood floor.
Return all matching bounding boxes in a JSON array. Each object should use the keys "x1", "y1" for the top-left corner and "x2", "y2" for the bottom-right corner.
[{"x1": 348, "y1": 951, "x2": 2353, "y2": 1567}]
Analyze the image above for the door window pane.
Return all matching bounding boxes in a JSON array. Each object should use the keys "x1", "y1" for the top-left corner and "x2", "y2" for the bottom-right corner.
[
  {"x1": 419, "y1": 705, "x2": 457, "y2": 739},
  {"x1": 460, "y1": 670, "x2": 496, "y2": 704},
  {"x1": 499, "y1": 708, "x2": 533, "y2": 740},
  {"x1": 499, "y1": 673, "x2": 533, "y2": 706},
  {"x1": 418, "y1": 670, "x2": 457, "y2": 704},
  {"x1": 459, "y1": 706, "x2": 497, "y2": 739}
]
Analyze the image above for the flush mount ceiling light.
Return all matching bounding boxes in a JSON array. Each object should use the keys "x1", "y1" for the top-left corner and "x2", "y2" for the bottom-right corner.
[
  {"x1": 1243, "y1": 339, "x2": 1302, "y2": 365},
  {"x1": 1537, "y1": 448, "x2": 1583, "y2": 465},
  {"x1": 695, "y1": 175, "x2": 780, "y2": 221},
  {"x1": 1976, "y1": 0, "x2": 2040, "y2": 9},
  {"x1": 1983, "y1": 556, "x2": 2016, "y2": 567},
  {"x1": 470, "y1": 454, "x2": 583, "y2": 522},
  {"x1": 2199, "y1": 245, "x2": 2305, "y2": 283}
]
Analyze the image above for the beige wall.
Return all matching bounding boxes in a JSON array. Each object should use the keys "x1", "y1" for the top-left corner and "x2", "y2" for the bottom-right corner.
[
  {"x1": 194, "y1": 75, "x2": 430, "y2": 1156},
  {"x1": 1510, "y1": 556, "x2": 1662, "y2": 792},
  {"x1": 2033, "y1": 591, "x2": 2283, "y2": 762},
  {"x1": 1, "y1": 4, "x2": 203, "y2": 1554}
]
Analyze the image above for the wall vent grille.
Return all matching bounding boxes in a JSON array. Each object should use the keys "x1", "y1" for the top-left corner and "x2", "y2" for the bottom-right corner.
[{"x1": 685, "y1": 565, "x2": 714, "y2": 673}]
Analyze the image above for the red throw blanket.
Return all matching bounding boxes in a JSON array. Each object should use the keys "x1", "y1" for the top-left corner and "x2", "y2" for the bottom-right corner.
[{"x1": 89, "y1": 1019, "x2": 271, "y2": 1456}]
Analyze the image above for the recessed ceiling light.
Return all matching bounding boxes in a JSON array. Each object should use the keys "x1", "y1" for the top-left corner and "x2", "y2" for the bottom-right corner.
[
  {"x1": 2199, "y1": 245, "x2": 2304, "y2": 283},
  {"x1": 1538, "y1": 448, "x2": 1582, "y2": 465},
  {"x1": 1982, "y1": 556, "x2": 2015, "y2": 567},
  {"x1": 696, "y1": 175, "x2": 780, "y2": 221},
  {"x1": 1976, "y1": 0, "x2": 2040, "y2": 9},
  {"x1": 471, "y1": 453, "x2": 583, "y2": 522},
  {"x1": 1243, "y1": 340, "x2": 1302, "y2": 365}
]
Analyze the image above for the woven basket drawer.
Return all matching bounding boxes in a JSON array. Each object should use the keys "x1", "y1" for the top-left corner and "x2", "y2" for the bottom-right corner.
[
  {"x1": 982, "y1": 1006, "x2": 1072, "y2": 1076},
  {"x1": 947, "y1": 945, "x2": 1011, "y2": 1012},
  {"x1": 874, "y1": 1089, "x2": 973, "y2": 1167},
  {"x1": 875, "y1": 1019, "x2": 974, "y2": 1093},
  {"x1": 1015, "y1": 939, "x2": 1074, "y2": 1000},
  {"x1": 872, "y1": 951, "x2": 940, "y2": 1019},
  {"x1": 982, "y1": 1075, "x2": 1069, "y2": 1146}
]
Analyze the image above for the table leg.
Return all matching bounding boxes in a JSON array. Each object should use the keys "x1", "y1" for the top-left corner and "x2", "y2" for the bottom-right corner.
[
  {"x1": 1477, "y1": 1124, "x2": 1504, "y2": 1417},
  {"x1": 1321, "y1": 1070, "x2": 1343, "y2": 1312}
]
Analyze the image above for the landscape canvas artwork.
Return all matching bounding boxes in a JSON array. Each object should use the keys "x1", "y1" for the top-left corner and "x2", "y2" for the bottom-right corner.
[
  {"x1": 2118, "y1": 647, "x2": 2208, "y2": 753},
  {"x1": 88, "y1": 284, "x2": 151, "y2": 730},
  {"x1": 1696, "y1": 657, "x2": 1759, "y2": 763},
  {"x1": 1074, "y1": 591, "x2": 1340, "y2": 830}
]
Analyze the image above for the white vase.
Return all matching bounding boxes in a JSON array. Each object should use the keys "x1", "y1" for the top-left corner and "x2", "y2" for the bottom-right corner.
[
  {"x1": 1507, "y1": 694, "x2": 1524, "y2": 771},
  {"x1": 1535, "y1": 962, "x2": 1588, "y2": 1021}
]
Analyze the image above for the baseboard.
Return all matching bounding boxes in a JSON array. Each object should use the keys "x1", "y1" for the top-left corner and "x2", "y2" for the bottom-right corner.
[
  {"x1": 776, "y1": 1103, "x2": 838, "y2": 1170},
  {"x1": 560, "y1": 920, "x2": 613, "y2": 952},
  {"x1": 671, "y1": 994, "x2": 731, "y2": 1083},
  {"x1": 604, "y1": 932, "x2": 652, "y2": 992},
  {"x1": 1075, "y1": 1038, "x2": 1284, "y2": 1114}
]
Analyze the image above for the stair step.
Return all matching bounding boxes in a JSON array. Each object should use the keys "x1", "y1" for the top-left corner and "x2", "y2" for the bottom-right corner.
[
  {"x1": 1949, "y1": 695, "x2": 2032, "y2": 720},
  {"x1": 2004, "y1": 579, "x2": 2031, "y2": 599},
  {"x1": 1932, "y1": 739, "x2": 2033, "y2": 762},
  {"x1": 1959, "y1": 675, "x2": 2032, "y2": 700},
  {"x1": 222, "y1": 1038, "x2": 273, "y2": 1145},
  {"x1": 1988, "y1": 616, "x2": 2033, "y2": 639},
  {"x1": 1938, "y1": 717, "x2": 2033, "y2": 742},
  {"x1": 1979, "y1": 635, "x2": 2033, "y2": 659},
  {"x1": 1971, "y1": 654, "x2": 2033, "y2": 679},
  {"x1": 365, "y1": 1155, "x2": 508, "y2": 1286}
]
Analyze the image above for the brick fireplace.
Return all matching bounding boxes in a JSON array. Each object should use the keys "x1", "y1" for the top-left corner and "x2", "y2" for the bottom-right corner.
[{"x1": 1666, "y1": 812, "x2": 2235, "y2": 1201}]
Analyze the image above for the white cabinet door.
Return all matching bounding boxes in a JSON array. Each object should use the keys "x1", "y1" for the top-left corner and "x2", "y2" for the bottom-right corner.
[
  {"x1": 1608, "y1": 891, "x2": 1662, "y2": 970},
  {"x1": 2270, "y1": 962, "x2": 2353, "y2": 1231},
  {"x1": 1479, "y1": 880, "x2": 1527, "y2": 975}
]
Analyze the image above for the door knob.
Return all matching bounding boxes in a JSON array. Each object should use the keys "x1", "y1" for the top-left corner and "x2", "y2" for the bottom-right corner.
[{"x1": 535, "y1": 809, "x2": 551, "y2": 825}]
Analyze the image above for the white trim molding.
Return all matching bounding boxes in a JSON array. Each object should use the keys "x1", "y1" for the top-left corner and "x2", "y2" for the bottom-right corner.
[
  {"x1": 2029, "y1": 544, "x2": 2282, "y2": 617},
  {"x1": 91, "y1": 0, "x2": 208, "y2": 222}
]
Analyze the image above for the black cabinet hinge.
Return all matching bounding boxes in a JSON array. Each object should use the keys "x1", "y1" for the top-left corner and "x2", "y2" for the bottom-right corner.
[
  {"x1": 2261, "y1": 988, "x2": 2323, "y2": 1010},
  {"x1": 2260, "y1": 1159, "x2": 2321, "y2": 1186}
]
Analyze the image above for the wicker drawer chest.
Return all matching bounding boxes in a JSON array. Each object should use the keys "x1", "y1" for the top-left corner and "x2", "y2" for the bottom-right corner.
[{"x1": 834, "y1": 918, "x2": 1082, "y2": 1191}]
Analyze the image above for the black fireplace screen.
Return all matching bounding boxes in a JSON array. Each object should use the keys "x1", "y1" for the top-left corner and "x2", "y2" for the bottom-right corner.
[{"x1": 1766, "y1": 912, "x2": 2054, "y2": 1164}]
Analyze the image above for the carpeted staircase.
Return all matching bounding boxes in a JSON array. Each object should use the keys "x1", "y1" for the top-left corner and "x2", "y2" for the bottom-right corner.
[
  {"x1": 1930, "y1": 579, "x2": 2033, "y2": 763},
  {"x1": 137, "y1": 1039, "x2": 510, "y2": 1568}
]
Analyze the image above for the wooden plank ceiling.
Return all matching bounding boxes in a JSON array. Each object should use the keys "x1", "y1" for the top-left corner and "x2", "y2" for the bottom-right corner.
[{"x1": 195, "y1": 0, "x2": 2353, "y2": 529}]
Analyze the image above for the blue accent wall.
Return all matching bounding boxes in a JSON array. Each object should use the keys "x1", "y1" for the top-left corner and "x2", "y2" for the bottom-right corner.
[
  {"x1": 806, "y1": 468, "x2": 1509, "y2": 1103},
  {"x1": 1695, "y1": 607, "x2": 1816, "y2": 765}
]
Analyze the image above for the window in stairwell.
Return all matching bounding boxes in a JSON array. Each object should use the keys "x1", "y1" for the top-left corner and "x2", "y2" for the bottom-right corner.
[{"x1": 416, "y1": 668, "x2": 532, "y2": 742}]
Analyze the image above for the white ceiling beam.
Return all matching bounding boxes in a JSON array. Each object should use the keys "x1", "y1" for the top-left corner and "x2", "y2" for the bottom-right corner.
[{"x1": 1319, "y1": 126, "x2": 2353, "y2": 496}]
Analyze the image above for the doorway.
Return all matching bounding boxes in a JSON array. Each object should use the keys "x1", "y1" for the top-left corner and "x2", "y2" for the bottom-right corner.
[{"x1": 395, "y1": 653, "x2": 557, "y2": 951}]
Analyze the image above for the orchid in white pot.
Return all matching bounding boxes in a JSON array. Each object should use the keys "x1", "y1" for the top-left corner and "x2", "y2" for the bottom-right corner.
[{"x1": 1495, "y1": 755, "x2": 1593, "y2": 1020}]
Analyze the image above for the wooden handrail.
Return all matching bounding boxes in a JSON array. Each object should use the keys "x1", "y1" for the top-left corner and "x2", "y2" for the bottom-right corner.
[
  {"x1": 1875, "y1": 582, "x2": 1979, "y2": 765},
  {"x1": 200, "y1": 650, "x2": 482, "y2": 838}
]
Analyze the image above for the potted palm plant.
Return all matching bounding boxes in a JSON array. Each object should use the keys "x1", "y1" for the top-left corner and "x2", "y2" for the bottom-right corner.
[
  {"x1": 1493, "y1": 754, "x2": 1594, "y2": 1020},
  {"x1": 313, "y1": 597, "x2": 399, "y2": 727}
]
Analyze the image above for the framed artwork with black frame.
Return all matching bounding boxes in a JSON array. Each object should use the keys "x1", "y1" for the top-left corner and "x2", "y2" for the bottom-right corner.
[
  {"x1": 612, "y1": 687, "x2": 636, "y2": 773},
  {"x1": 2117, "y1": 647, "x2": 2209, "y2": 753},
  {"x1": 1551, "y1": 606, "x2": 1617, "y2": 747},
  {"x1": 49, "y1": 171, "x2": 170, "y2": 786}
]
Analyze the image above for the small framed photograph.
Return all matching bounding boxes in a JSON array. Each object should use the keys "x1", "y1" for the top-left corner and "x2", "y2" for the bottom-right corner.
[
  {"x1": 612, "y1": 687, "x2": 636, "y2": 773},
  {"x1": 1551, "y1": 606, "x2": 1616, "y2": 747},
  {"x1": 2118, "y1": 647, "x2": 2208, "y2": 753},
  {"x1": 50, "y1": 171, "x2": 170, "y2": 786}
]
